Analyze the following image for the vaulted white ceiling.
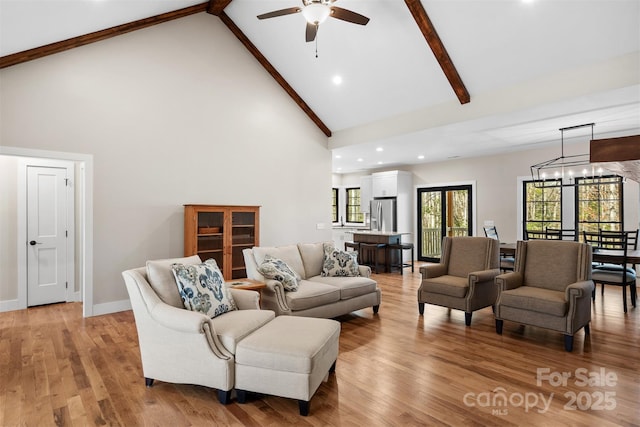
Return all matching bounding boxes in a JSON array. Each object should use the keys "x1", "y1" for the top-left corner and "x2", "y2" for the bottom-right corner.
[{"x1": 2, "y1": 0, "x2": 639, "y2": 173}]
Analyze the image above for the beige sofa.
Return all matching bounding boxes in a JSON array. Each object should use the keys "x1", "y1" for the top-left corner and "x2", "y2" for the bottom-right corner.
[{"x1": 242, "y1": 242, "x2": 381, "y2": 317}]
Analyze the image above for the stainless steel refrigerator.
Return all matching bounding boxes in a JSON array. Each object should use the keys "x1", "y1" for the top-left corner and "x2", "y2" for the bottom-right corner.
[{"x1": 370, "y1": 198, "x2": 397, "y2": 232}]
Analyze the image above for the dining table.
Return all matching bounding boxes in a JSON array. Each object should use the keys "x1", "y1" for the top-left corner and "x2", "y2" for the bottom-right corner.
[{"x1": 499, "y1": 242, "x2": 640, "y2": 264}]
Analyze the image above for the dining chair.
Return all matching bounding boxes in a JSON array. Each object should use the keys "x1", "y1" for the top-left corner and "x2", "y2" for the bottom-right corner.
[
  {"x1": 483, "y1": 226, "x2": 514, "y2": 272},
  {"x1": 589, "y1": 230, "x2": 637, "y2": 313},
  {"x1": 545, "y1": 228, "x2": 578, "y2": 241}
]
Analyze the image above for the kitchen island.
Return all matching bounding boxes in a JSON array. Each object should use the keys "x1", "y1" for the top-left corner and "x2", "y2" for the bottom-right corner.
[{"x1": 347, "y1": 231, "x2": 411, "y2": 272}]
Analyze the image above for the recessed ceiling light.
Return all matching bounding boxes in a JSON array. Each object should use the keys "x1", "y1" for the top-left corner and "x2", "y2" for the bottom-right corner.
[
  {"x1": 332, "y1": 75, "x2": 343, "y2": 85},
  {"x1": 376, "y1": 147, "x2": 383, "y2": 152},
  {"x1": 377, "y1": 161, "x2": 383, "y2": 165},
  {"x1": 418, "y1": 155, "x2": 425, "y2": 160},
  {"x1": 335, "y1": 154, "x2": 341, "y2": 159},
  {"x1": 357, "y1": 158, "x2": 363, "y2": 162}
]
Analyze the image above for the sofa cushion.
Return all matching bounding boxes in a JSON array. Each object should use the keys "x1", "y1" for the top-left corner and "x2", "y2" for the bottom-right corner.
[
  {"x1": 499, "y1": 286, "x2": 567, "y2": 317},
  {"x1": 253, "y1": 245, "x2": 305, "y2": 279},
  {"x1": 211, "y1": 309, "x2": 275, "y2": 353},
  {"x1": 421, "y1": 275, "x2": 469, "y2": 298},
  {"x1": 146, "y1": 255, "x2": 202, "y2": 308},
  {"x1": 308, "y1": 275, "x2": 377, "y2": 299},
  {"x1": 285, "y1": 280, "x2": 341, "y2": 311},
  {"x1": 297, "y1": 242, "x2": 326, "y2": 278},
  {"x1": 171, "y1": 259, "x2": 237, "y2": 318},
  {"x1": 321, "y1": 243, "x2": 360, "y2": 277},
  {"x1": 258, "y1": 255, "x2": 300, "y2": 291}
]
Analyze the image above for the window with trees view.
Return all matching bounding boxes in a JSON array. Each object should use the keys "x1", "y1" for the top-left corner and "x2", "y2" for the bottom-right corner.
[
  {"x1": 332, "y1": 188, "x2": 338, "y2": 223},
  {"x1": 523, "y1": 180, "x2": 562, "y2": 236},
  {"x1": 575, "y1": 176, "x2": 623, "y2": 234},
  {"x1": 346, "y1": 188, "x2": 364, "y2": 223}
]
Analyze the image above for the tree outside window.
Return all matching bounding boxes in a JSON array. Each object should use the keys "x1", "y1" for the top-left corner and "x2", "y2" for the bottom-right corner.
[
  {"x1": 346, "y1": 188, "x2": 364, "y2": 223},
  {"x1": 523, "y1": 180, "x2": 562, "y2": 236},
  {"x1": 575, "y1": 176, "x2": 623, "y2": 235}
]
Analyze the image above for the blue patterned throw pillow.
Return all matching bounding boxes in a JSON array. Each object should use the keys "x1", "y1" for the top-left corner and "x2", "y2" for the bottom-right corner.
[
  {"x1": 257, "y1": 254, "x2": 299, "y2": 291},
  {"x1": 171, "y1": 258, "x2": 236, "y2": 318},
  {"x1": 321, "y1": 243, "x2": 360, "y2": 277}
]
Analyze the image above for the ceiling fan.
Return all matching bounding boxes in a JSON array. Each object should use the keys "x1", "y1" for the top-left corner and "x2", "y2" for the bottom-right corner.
[{"x1": 257, "y1": 0, "x2": 370, "y2": 43}]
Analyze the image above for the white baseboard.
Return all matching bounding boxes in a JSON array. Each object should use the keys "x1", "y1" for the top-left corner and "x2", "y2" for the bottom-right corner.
[
  {"x1": 0, "y1": 297, "x2": 130, "y2": 316},
  {"x1": 91, "y1": 299, "x2": 131, "y2": 316},
  {"x1": 0, "y1": 299, "x2": 21, "y2": 313}
]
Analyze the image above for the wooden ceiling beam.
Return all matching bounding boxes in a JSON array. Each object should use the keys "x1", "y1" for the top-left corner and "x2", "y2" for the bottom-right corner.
[
  {"x1": 216, "y1": 11, "x2": 332, "y2": 137},
  {"x1": 0, "y1": 3, "x2": 208, "y2": 69},
  {"x1": 207, "y1": 0, "x2": 233, "y2": 16},
  {"x1": 404, "y1": 0, "x2": 470, "y2": 104}
]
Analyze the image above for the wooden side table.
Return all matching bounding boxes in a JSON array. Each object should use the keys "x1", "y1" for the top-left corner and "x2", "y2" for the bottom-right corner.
[{"x1": 227, "y1": 278, "x2": 266, "y2": 307}]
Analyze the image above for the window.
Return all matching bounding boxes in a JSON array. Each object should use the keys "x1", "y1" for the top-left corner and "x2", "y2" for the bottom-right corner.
[
  {"x1": 523, "y1": 180, "x2": 562, "y2": 237},
  {"x1": 346, "y1": 188, "x2": 364, "y2": 223},
  {"x1": 575, "y1": 176, "x2": 623, "y2": 235},
  {"x1": 331, "y1": 188, "x2": 338, "y2": 223}
]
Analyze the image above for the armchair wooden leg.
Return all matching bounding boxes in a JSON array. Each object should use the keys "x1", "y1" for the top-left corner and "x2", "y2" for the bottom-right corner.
[
  {"x1": 145, "y1": 378, "x2": 154, "y2": 387},
  {"x1": 298, "y1": 400, "x2": 310, "y2": 416},
  {"x1": 329, "y1": 360, "x2": 337, "y2": 373},
  {"x1": 236, "y1": 389, "x2": 248, "y2": 404},
  {"x1": 464, "y1": 312, "x2": 472, "y2": 326},
  {"x1": 373, "y1": 304, "x2": 380, "y2": 314},
  {"x1": 584, "y1": 323, "x2": 590, "y2": 335},
  {"x1": 564, "y1": 335, "x2": 574, "y2": 352},
  {"x1": 495, "y1": 319, "x2": 503, "y2": 335},
  {"x1": 418, "y1": 302, "x2": 424, "y2": 315},
  {"x1": 217, "y1": 390, "x2": 232, "y2": 405}
]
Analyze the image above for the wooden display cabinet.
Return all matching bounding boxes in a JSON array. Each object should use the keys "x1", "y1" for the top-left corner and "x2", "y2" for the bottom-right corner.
[{"x1": 184, "y1": 205, "x2": 260, "y2": 280}]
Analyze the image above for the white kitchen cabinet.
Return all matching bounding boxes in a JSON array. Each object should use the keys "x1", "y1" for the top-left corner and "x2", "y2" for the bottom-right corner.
[
  {"x1": 360, "y1": 175, "x2": 372, "y2": 213},
  {"x1": 372, "y1": 171, "x2": 411, "y2": 198}
]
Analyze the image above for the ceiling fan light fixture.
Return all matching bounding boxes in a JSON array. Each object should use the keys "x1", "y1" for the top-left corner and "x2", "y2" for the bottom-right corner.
[{"x1": 302, "y1": 3, "x2": 331, "y2": 25}]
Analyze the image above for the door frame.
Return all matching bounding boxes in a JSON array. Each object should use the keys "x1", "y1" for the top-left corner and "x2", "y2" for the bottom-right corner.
[
  {"x1": 23, "y1": 160, "x2": 75, "y2": 306},
  {"x1": 416, "y1": 180, "x2": 477, "y2": 261},
  {"x1": 2, "y1": 146, "x2": 94, "y2": 317}
]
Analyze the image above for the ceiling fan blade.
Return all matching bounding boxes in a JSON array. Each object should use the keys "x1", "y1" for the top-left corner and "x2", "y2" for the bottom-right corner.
[
  {"x1": 330, "y1": 7, "x2": 370, "y2": 25},
  {"x1": 306, "y1": 22, "x2": 318, "y2": 42},
  {"x1": 257, "y1": 7, "x2": 301, "y2": 20}
]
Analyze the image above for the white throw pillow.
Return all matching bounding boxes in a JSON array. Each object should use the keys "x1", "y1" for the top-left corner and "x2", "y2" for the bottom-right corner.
[
  {"x1": 321, "y1": 243, "x2": 360, "y2": 277},
  {"x1": 257, "y1": 255, "x2": 299, "y2": 291},
  {"x1": 171, "y1": 258, "x2": 237, "y2": 318}
]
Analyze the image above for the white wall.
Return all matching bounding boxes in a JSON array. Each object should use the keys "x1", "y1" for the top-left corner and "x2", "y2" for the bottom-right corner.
[{"x1": 0, "y1": 13, "x2": 332, "y2": 312}]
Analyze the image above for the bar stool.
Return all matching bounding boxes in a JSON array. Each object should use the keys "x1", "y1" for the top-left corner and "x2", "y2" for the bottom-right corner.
[
  {"x1": 344, "y1": 241, "x2": 360, "y2": 252},
  {"x1": 386, "y1": 242, "x2": 414, "y2": 274},
  {"x1": 359, "y1": 243, "x2": 387, "y2": 273}
]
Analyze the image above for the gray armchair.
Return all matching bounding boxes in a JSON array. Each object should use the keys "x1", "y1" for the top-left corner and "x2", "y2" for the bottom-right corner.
[
  {"x1": 494, "y1": 240, "x2": 594, "y2": 352},
  {"x1": 418, "y1": 236, "x2": 500, "y2": 326}
]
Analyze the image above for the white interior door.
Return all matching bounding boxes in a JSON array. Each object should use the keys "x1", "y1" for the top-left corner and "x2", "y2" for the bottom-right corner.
[{"x1": 27, "y1": 166, "x2": 68, "y2": 306}]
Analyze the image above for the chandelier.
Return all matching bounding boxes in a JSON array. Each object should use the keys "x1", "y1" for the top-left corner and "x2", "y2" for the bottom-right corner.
[{"x1": 530, "y1": 123, "x2": 607, "y2": 187}]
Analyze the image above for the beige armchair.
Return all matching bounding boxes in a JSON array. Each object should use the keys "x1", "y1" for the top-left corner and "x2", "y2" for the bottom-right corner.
[
  {"x1": 494, "y1": 240, "x2": 594, "y2": 352},
  {"x1": 122, "y1": 256, "x2": 275, "y2": 404},
  {"x1": 418, "y1": 236, "x2": 500, "y2": 326}
]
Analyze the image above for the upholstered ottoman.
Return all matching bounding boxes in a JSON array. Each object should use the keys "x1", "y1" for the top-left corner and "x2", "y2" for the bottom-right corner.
[{"x1": 235, "y1": 316, "x2": 340, "y2": 416}]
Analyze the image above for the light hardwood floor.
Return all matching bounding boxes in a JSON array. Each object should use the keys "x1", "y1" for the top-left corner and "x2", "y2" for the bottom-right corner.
[{"x1": 1, "y1": 265, "x2": 639, "y2": 426}]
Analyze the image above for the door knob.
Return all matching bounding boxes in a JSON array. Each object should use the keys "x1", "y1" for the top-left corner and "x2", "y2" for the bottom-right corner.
[{"x1": 29, "y1": 240, "x2": 42, "y2": 245}]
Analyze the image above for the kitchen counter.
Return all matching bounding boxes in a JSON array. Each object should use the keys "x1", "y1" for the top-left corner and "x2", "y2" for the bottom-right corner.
[
  {"x1": 350, "y1": 231, "x2": 410, "y2": 245},
  {"x1": 347, "y1": 230, "x2": 410, "y2": 236}
]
